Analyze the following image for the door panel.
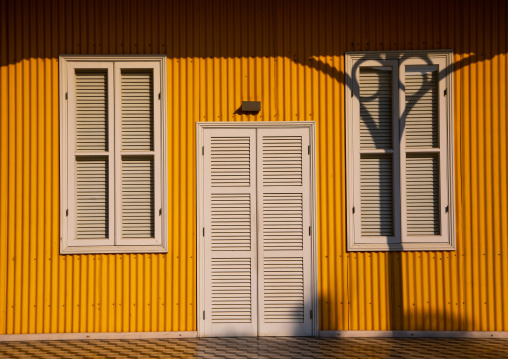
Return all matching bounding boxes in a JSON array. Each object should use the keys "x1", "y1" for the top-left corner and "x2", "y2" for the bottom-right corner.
[
  {"x1": 203, "y1": 129, "x2": 258, "y2": 336},
  {"x1": 257, "y1": 128, "x2": 312, "y2": 336}
]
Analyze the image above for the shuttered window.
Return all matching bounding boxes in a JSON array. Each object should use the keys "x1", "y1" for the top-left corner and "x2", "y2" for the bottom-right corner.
[
  {"x1": 60, "y1": 56, "x2": 167, "y2": 254},
  {"x1": 346, "y1": 52, "x2": 455, "y2": 251}
]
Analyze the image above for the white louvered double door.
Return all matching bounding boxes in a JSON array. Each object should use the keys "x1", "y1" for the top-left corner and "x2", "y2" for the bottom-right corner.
[{"x1": 202, "y1": 127, "x2": 313, "y2": 337}]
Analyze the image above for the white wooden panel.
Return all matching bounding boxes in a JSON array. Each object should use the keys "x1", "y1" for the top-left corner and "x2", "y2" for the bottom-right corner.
[
  {"x1": 359, "y1": 67, "x2": 393, "y2": 149},
  {"x1": 257, "y1": 127, "x2": 312, "y2": 337},
  {"x1": 203, "y1": 128, "x2": 257, "y2": 337},
  {"x1": 121, "y1": 70, "x2": 154, "y2": 151}
]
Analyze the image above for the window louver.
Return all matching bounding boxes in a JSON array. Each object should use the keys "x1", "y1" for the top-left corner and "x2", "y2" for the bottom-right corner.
[
  {"x1": 76, "y1": 158, "x2": 109, "y2": 240},
  {"x1": 405, "y1": 68, "x2": 438, "y2": 148},
  {"x1": 121, "y1": 157, "x2": 154, "y2": 239},
  {"x1": 359, "y1": 68, "x2": 392, "y2": 149},
  {"x1": 360, "y1": 155, "x2": 394, "y2": 236},
  {"x1": 121, "y1": 70, "x2": 154, "y2": 151},
  {"x1": 406, "y1": 155, "x2": 440, "y2": 235},
  {"x1": 75, "y1": 70, "x2": 108, "y2": 151}
]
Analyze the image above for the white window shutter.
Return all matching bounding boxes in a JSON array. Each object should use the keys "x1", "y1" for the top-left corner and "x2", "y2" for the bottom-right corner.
[
  {"x1": 115, "y1": 64, "x2": 161, "y2": 246},
  {"x1": 352, "y1": 60, "x2": 400, "y2": 246},
  {"x1": 203, "y1": 129, "x2": 258, "y2": 337},
  {"x1": 400, "y1": 60, "x2": 449, "y2": 243},
  {"x1": 257, "y1": 128, "x2": 312, "y2": 336},
  {"x1": 67, "y1": 64, "x2": 115, "y2": 247}
]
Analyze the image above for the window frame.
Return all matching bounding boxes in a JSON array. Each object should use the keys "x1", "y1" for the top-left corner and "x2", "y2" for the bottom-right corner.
[
  {"x1": 345, "y1": 50, "x2": 455, "y2": 251},
  {"x1": 59, "y1": 55, "x2": 168, "y2": 254}
]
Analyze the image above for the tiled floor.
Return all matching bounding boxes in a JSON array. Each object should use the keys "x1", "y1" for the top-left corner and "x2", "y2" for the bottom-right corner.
[{"x1": 1, "y1": 337, "x2": 508, "y2": 358}]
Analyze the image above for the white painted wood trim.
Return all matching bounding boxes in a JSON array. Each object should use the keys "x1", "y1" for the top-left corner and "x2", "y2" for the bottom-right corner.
[
  {"x1": 346, "y1": 50, "x2": 454, "y2": 61},
  {"x1": 196, "y1": 121, "x2": 316, "y2": 129},
  {"x1": 0, "y1": 331, "x2": 197, "y2": 342},
  {"x1": 196, "y1": 121, "x2": 318, "y2": 337},
  {"x1": 320, "y1": 330, "x2": 508, "y2": 339},
  {"x1": 196, "y1": 124, "x2": 205, "y2": 338},
  {"x1": 345, "y1": 51, "x2": 455, "y2": 252},
  {"x1": 309, "y1": 123, "x2": 319, "y2": 337}
]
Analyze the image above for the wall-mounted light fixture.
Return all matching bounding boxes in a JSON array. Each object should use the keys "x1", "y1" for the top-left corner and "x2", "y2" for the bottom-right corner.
[{"x1": 241, "y1": 101, "x2": 261, "y2": 113}]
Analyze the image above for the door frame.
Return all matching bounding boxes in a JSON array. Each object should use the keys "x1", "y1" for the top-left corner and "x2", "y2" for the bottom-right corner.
[{"x1": 196, "y1": 121, "x2": 318, "y2": 337}]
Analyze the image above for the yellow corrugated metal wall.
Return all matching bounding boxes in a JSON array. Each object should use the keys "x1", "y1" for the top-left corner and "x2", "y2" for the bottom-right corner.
[{"x1": 0, "y1": 0, "x2": 507, "y2": 334}]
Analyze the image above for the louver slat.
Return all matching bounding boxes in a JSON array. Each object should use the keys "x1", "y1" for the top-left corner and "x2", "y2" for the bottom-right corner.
[
  {"x1": 76, "y1": 158, "x2": 109, "y2": 239},
  {"x1": 211, "y1": 194, "x2": 251, "y2": 251},
  {"x1": 406, "y1": 155, "x2": 440, "y2": 235},
  {"x1": 405, "y1": 69, "x2": 438, "y2": 148},
  {"x1": 75, "y1": 71, "x2": 108, "y2": 151},
  {"x1": 121, "y1": 157, "x2": 154, "y2": 239},
  {"x1": 211, "y1": 137, "x2": 251, "y2": 187},
  {"x1": 262, "y1": 136, "x2": 302, "y2": 186},
  {"x1": 360, "y1": 155, "x2": 394, "y2": 236},
  {"x1": 263, "y1": 258, "x2": 304, "y2": 323},
  {"x1": 121, "y1": 70, "x2": 154, "y2": 151},
  {"x1": 263, "y1": 194, "x2": 303, "y2": 250},
  {"x1": 211, "y1": 258, "x2": 252, "y2": 323},
  {"x1": 360, "y1": 68, "x2": 392, "y2": 149}
]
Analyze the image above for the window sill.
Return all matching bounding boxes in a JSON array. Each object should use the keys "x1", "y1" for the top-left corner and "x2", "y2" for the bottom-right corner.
[
  {"x1": 60, "y1": 243, "x2": 168, "y2": 254},
  {"x1": 347, "y1": 241, "x2": 455, "y2": 252}
]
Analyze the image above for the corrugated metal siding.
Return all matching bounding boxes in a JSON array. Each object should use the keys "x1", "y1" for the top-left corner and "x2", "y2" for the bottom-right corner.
[{"x1": 0, "y1": 0, "x2": 507, "y2": 334}]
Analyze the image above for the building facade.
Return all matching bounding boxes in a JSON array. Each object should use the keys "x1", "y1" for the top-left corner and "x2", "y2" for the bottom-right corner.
[{"x1": 0, "y1": 0, "x2": 507, "y2": 337}]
